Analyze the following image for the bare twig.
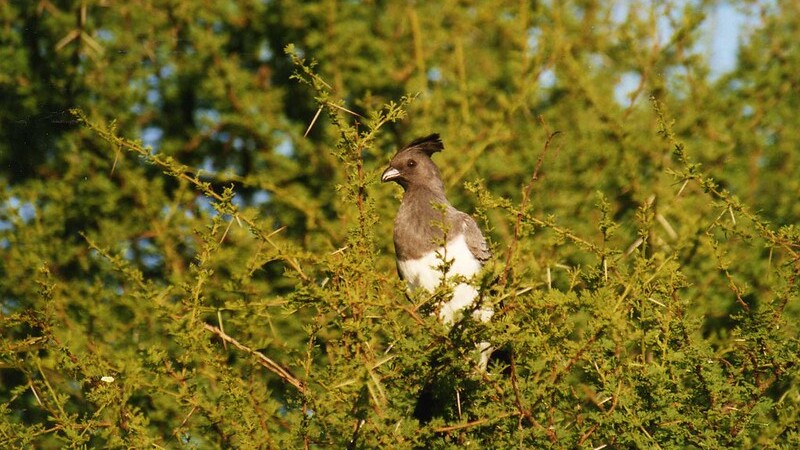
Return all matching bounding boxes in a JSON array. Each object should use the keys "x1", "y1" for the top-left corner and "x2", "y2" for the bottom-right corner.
[
  {"x1": 171, "y1": 405, "x2": 198, "y2": 441},
  {"x1": 501, "y1": 117, "x2": 560, "y2": 285},
  {"x1": 304, "y1": 106, "x2": 323, "y2": 137},
  {"x1": 326, "y1": 101, "x2": 363, "y2": 118},
  {"x1": 203, "y1": 323, "x2": 306, "y2": 394},
  {"x1": 432, "y1": 412, "x2": 516, "y2": 433}
]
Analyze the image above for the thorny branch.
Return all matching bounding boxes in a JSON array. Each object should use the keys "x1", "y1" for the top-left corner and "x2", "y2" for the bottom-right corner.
[{"x1": 501, "y1": 117, "x2": 561, "y2": 286}]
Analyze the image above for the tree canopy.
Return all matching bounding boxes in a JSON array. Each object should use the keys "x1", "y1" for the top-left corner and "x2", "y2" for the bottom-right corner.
[{"x1": 2, "y1": 0, "x2": 799, "y2": 448}]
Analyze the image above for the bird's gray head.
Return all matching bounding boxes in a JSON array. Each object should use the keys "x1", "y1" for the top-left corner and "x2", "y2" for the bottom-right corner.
[{"x1": 381, "y1": 134, "x2": 444, "y2": 192}]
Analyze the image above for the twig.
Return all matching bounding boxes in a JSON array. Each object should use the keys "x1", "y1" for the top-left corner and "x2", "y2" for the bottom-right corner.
[
  {"x1": 304, "y1": 107, "x2": 323, "y2": 137},
  {"x1": 653, "y1": 99, "x2": 799, "y2": 259},
  {"x1": 203, "y1": 323, "x2": 306, "y2": 393},
  {"x1": 326, "y1": 101, "x2": 363, "y2": 118},
  {"x1": 171, "y1": 405, "x2": 198, "y2": 441},
  {"x1": 219, "y1": 217, "x2": 234, "y2": 244},
  {"x1": 217, "y1": 310, "x2": 227, "y2": 351},
  {"x1": 110, "y1": 145, "x2": 121, "y2": 175},
  {"x1": 72, "y1": 110, "x2": 309, "y2": 281},
  {"x1": 29, "y1": 380, "x2": 43, "y2": 406},
  {"x1": 432, "y1": 412, "x2": 516, "y2": 433},
  {"x1": 36, "y1": 360, "x2": 68, "y2": 420},
  {"x1": 509, "y1": 353, "x2": 551, "y2": 438},
  {"x1": 578, "y1": 423, "x2": 599, "y2": 446},
  {"x1": 501, "y1": 117, "x2": 560, "y2": 285}
]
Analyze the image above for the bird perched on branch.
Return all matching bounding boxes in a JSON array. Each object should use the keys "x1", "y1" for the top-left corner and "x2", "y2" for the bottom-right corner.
[{"x1": 381, "y1": 133, "x2": 493, "y2": 370}]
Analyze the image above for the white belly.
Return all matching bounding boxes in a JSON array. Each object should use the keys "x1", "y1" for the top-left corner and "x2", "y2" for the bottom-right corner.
[
  {"x1": 397, "y1": 234, "x2": 491, "y2": 324},
  {"x1": 397, "y1": 234, "x2": 481, "y2": 291}
]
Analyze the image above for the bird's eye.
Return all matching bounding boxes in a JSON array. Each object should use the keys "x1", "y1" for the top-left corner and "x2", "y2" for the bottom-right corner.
[{"x1": 407, "y1": 160, "x2": 417, "y2": 168}]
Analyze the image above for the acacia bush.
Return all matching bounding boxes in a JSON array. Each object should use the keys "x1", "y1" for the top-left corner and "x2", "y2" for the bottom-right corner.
[{"x1": 2, "y1": 1, "x2": 799, "y2": 448}]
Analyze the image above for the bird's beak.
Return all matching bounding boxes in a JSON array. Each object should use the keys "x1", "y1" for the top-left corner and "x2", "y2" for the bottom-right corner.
[{"x1": 381, "y1": 167, "x2": 400, "y2": 183}]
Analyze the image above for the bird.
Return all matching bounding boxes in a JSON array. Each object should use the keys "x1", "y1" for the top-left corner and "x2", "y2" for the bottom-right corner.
[{"x1": 381, "y1": 133, "x2": 493, "y2": 370}]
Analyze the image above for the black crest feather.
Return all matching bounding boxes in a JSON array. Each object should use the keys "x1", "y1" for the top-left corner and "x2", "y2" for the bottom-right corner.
[{"x1": 403, "y1": 133, "x2": 444, "y2": 156}]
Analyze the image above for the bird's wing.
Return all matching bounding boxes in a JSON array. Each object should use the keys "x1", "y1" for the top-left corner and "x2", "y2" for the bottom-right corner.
[
  {"x1": 395, "y1": 259, "x2": 405, "y2": 281},
  {"x1": 456, "y1": 212, "x2": 492, "y2": 262}
]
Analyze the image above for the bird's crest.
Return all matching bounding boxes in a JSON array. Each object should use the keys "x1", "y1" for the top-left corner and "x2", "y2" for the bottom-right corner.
[{"x1": 402, "y1": 133, "x2": 444, "y2": 156}]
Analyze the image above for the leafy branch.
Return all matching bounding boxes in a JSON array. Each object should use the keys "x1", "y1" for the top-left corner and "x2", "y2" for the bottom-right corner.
[{"x1": 71, "y1": 109, "x2": 310, "y2": 281}]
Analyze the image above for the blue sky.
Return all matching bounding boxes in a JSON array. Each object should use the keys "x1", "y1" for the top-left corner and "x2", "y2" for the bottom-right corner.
[
  {"x1": 707, "y1": 2, "x2": 752, "y2": 77},
  {"x1": 611, "y1": 1, "x2": 757, "y2": 105}
]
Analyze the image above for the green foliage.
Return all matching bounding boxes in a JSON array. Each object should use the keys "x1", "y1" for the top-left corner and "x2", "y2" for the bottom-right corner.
[{"x1": 2, "y1": 1, "x2": 799, "y2": 448}]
